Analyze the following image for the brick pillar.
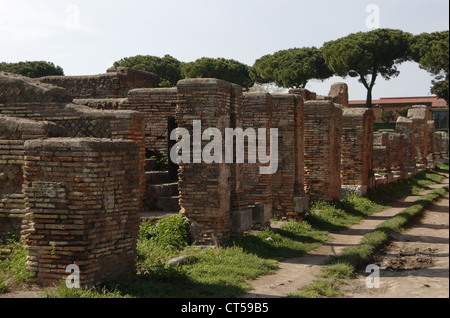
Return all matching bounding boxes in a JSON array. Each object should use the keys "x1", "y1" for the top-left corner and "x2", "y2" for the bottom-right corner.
[
  {"x1": 375, "y1": 129, "x2": 407, "y2": 180},
  {"x1": 373, "y1": 145, "x2": 388, "y2": 173},
  {"x1": 176, "y1": 79, "x2": 233, "y2": 245},
  {"x1": 396, "y1": 116, "x2": 416, "y2": 173},
  {"x1": 242, "y1": 92, "x2": 273, "y2": 227},
  {"x1": 271, "y1": 94, "x2": 306, "y2": 218},
  {"x1": 110, "y1": 111, "x2": 146, "y2": 210},
  {"x1": 341, "y1": 108, "x2": 374, "y2": 196},
  {"x1": 303, "y1": 101, "x2": 342, "y2": 201},
  {"x1": 23, "y1": 138, "x2": 141, "y2": 287},
  {"x1": 427, "y1": 120, "x2": 436, "y2": 169},
  {"x1": 407, "y1": 105, "x2": 429, "y2": 170}
]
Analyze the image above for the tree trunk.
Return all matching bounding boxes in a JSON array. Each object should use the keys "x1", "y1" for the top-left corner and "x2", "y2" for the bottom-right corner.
[
  {"x1": 366, "y1": 86, "x2": 373, "y2": 108},
  {"x1": 360, "y1": 67, "x2": 378, "y2": 109}
]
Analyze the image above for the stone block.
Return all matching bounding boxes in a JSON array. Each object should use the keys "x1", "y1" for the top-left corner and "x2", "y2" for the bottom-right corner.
[
  {"x1": 294, "y1": 196, "x2": 309, "y2": 213},
  {"x1": 251, "y1": 203, "x2": 272, "y2": 228},
  {"x1": 231, "y1": 209, "x2": 253, "y2": 234}
]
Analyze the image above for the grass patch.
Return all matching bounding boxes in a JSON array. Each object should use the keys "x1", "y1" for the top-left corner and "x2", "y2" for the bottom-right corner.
[
  {"x1": 304, "y1": 194, "x2": 386, "y2": 232},
  {"x1": 289, "y1": 279, "x2": 343, "y2": 298},
  {"x1": 44, "y1": 285, "x2": 127, "y2": 298},
  {"x1": 232, "y1": 222, "x2": 330, "y2": 260},
  {"x1": 4, "y1": 164, "x2": 448, "y2": 298},
  {"x1": 0, "y1": 239, "x2": 33, "y2": 293}
]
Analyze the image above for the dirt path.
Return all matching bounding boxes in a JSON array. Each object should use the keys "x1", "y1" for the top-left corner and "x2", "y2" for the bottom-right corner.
[
  {"x1": 242, "y1": 175, "x2": 449, "y2": 298},
  {"x1": 340, "y1": 191, "x2": 449, "y2": 298}
]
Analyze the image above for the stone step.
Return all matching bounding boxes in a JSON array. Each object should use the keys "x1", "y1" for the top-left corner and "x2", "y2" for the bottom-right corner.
[
  {"x1": 147, "y1": 182, "x2": 178, "y2": 198},
  {"x1": 146, "y1": 171, "x2": 170, "y2": 184},
  {"x1": 155, "y1": 196, "x2": 180, "y2": 212},
  {"x1": 145, "y1": 158, "x2": 158, "y2": 171},
  {"x1": 139, "y1": 210, "x2": 180, "y2": 224}
]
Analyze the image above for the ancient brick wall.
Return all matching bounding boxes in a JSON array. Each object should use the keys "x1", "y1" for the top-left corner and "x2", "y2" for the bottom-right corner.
[
  {"x1": 38, "y1": 67, "x2": 158, "y2": 99},
  {"x1": 396, "y1": 116, "x2": 416, "y2": 172},
  {"x1": 407, "y1": 105, "x2": 430, "y2": 168},
  {"x1": 176, "y1": 79, "x2": 234, "y2": 245},
  {"x1": 303, "y1": 101, "x2": 342, "y2": 201},
  {"x1": 328, "y1": 83, "x2": 349, "y2": 107},
  {"x1": 289, "y1": 88, "x2": 317, "y2": 101},
  {"x1": 72, "y1": 98, "x2": 127, "y2": 110},
  {"x1": 1, "y1": 71, "x2": 71, "y2": 104},
  {"x1": 435, "y1": 131, "x2": 449, "y2": 158},
  {"x1": 0, "y1": 73, "x2": 146, "y2": 231},
  {"x1": 229, "y1": 84, "x2": 247, "y2": 216},
  {"x1": 0, "y1": 116, "x2": 68, "y2": 243},
  {"x1": 341, "y1": 108, "x2": 374, "y2": 195},
  {"x1": 426, "y1": 120, "x2": 436, "y2": 169},
  {"x1": 122, "y1": 87, "x2": 177, "y2": 158},
  {"x1": 271, "y1": 94, "x2": 306, "y2": 217},
  {"x1": 373, "y1": 145, "x2": 388, "y2": 173},
  {"x1": 374, "y1": 129, "x2": 404, "y2": 173},
  {"x1": 23, "y1": 138, "x2": 140, "y2": 286},
  {"x1": 242, "y1": 92, "x2": 273, "y2": 227},
  {"x1": 331, "y1": 105, "x2": 343, "y2": 197}
]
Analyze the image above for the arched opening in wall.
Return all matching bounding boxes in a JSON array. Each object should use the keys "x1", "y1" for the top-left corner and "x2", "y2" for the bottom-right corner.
[{"x1": 168, "y1": 116, "x2": 179, "y2": 183}]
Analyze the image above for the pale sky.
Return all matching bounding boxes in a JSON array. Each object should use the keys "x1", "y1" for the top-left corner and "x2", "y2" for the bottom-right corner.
[{"x1": 1, "y1": 0, "x2": 449, "y2": 100}]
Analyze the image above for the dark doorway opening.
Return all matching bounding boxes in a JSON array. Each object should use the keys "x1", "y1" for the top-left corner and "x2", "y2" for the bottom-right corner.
[{"x1": 168, "y1": 116, "x2": 179, "y2": 182}]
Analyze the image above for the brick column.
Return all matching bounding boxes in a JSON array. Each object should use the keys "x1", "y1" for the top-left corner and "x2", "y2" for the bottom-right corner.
[
  {"x1": 23, "y1": 138, "x2": 141, "y2": 287},
  {"x1": 375, "y1": 129, "x2": 407, "y2": 180},
  {"x1": 407, "y1": 105, "x2": 429, "y2": 169},
  {"x1": 271, "y1": 94, "x2": 307, "y2": 218},
  {"x1": 341, "y1": 108, "x2": 374, "y2": 196},
  {"x1": 242, "y1": 92, "x2": 273, "y2": 227},
  {"x1": 176, "y1": 79, "x2": 233, "y2": 245},
  {"x1": 303, "y1": 101, "x2": 342, "y2": 201},
  {"x1": 396, "y1": 116, "x2": 416, "y2": 173},
  {"x1": 427, "y1": 120, "x2": 436, "y2": 169}
]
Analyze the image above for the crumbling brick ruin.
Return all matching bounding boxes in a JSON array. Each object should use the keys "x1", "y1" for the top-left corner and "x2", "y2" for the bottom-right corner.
[
  {"x1": 396, "y1": 116, "x2": 417, "y2": 173},
  {"x1": 270, "y1": 94, "x2": 307, "y2": 218},
  {"x1": 0, "y1": 67, "x2": 446, "y2": 287},
  {"x1": 38, "y1": 67, "x2": 158, "y2": 99},
  {"x1": 395, "y1": 105, "x2": 435, "y2": 173},
  {"x1": 373, "y1": 129, "x2": 407, "y2": 182},
  {"x1": 340, "y1": 108, "x2": 374, "y2": 196},
  {"x1": 242, "y1": 93, "x2": 273, "y2": 228},
  {"x1": 24, "y1": 138, "x2": 140, "y2": 286},
  {"x1": 302, "y1": 100, "x2": 342, "y2": 202},
  {"x1": 1, "y1": 70, "x2": 146, "y2": 286},
  {"x1": 435, "y1": 131, "x2": 450, "y2": 159}
]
